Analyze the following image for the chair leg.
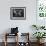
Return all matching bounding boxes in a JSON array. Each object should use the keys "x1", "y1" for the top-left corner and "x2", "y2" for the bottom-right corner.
[
  {"x1": 5, "y1": 41, "x2": 7, "y2": 46},
  {"x1": 4, "y1": 33, "x2": 7, "y2": 46}
]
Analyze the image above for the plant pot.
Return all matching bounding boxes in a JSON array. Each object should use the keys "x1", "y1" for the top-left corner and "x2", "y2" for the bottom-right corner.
[
  {"x1": 37, "y1": 39, "x2": 45, "y2": 44},
  {"x1": 40, "y1": 39, "x2": 45, "y2": 43}
]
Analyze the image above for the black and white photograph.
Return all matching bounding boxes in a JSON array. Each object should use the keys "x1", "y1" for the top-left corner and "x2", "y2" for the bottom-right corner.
[{"x1": 10, "y1": 7, "x2": 26, "y2": 20}]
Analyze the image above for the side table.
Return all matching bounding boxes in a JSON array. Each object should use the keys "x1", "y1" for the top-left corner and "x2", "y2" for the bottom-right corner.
[{"x1": 4, "y1": 33, "x2": 18, "y2": 46}]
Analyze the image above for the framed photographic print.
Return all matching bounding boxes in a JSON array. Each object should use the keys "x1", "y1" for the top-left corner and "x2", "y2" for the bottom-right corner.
[{"x1": 10, "y1": 7, "x2": 26, "y2": 20}]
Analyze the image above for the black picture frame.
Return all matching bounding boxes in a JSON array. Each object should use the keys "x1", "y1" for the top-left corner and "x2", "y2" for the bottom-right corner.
[{"x1": 10, "y1": 7, "x2": 26, "y2": 20}]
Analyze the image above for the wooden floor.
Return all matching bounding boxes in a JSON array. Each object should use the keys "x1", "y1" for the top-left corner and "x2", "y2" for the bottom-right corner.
[{"x1": 0, "y1": 42, "x2": 46, "y2": 46}]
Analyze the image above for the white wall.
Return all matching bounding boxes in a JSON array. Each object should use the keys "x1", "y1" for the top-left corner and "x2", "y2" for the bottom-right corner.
[{"x1": 0, "y1": 0, "x2": 37, "y2": 42}]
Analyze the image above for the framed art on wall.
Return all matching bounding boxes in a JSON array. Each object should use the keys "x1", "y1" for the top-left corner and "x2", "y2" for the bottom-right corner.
[
  {"x1": 36, "y1": 0, "x2": 46, "y2": 26},
  {"x1": 10, "y1": 7, "x2": 26, "y2": 20}
]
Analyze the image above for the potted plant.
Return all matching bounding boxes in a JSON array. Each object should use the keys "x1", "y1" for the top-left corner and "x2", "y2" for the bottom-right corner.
[{"x1": 33, "y1": 32, "x2": 46, "y2": 43}]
